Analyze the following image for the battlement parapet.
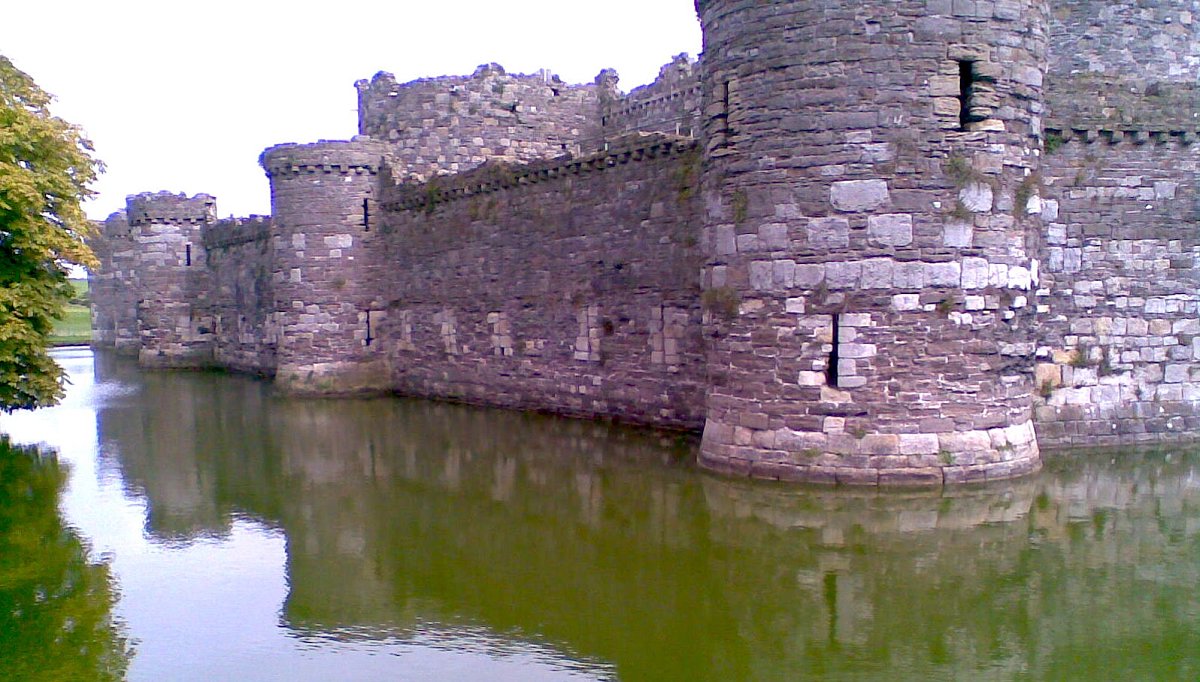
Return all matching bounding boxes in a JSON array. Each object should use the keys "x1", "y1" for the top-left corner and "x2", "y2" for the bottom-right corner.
[
  {"x1": 600, "y1": 53, "x2": 702, "y2": 139},
  {"x1": 381, "y1": 133, "x2": 697, "y2": 213},
  {"x1": 101, "y1": 210, "x2": 131, "y2": 237},
  {"x1": 260, "y1": 139, "x2": 387, "y2": 178},
  {"x1": 203, "y1": 216, "x2": 273, "y2": 250},
  {"x1": 356, "y1": 64, "x2": 600, "y2": 180},
  {"x1": 1045, "y1": 126, "x2": 1200, "y2": 146},
  {"x1": 126, "y1": 191, "x2": 216, "y2": 227},
  {"x1": 1046, "y1": 76, "x2": 1200, "y2": 131}
]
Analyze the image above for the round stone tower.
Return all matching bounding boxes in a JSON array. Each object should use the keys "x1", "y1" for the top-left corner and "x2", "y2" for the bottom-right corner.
[
  {"x1": 695, "y1": 0, "x2": 1049, "y2": 484},
  {"x1": 126, "y1": 192, "x2": 216, "y2": 368},
  {"x1": 261, "y1": 138, "x2": 390, "y2": 395}
]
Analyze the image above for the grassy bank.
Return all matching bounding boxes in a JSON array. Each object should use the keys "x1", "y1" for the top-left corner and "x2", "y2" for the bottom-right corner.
[{"x1": 50, "y1": 279, "x2": 91, "y2": 347}]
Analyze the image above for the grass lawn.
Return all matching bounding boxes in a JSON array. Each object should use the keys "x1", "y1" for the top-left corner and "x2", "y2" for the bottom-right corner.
[{"x1": 50, "y1": 279, "x2": 91, "y2": 346}]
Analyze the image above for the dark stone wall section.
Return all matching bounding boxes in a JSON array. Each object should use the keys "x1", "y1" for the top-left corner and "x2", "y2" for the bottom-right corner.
[{"x1": 378, "y1": 134, "x2": 707, "y2": 429}]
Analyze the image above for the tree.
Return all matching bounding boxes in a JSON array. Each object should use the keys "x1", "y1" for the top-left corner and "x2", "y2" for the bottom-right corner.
[
  {"x1": 0, "y1": 438, "x2": 131, "y2": 679},
  {"x1": 0, "y1": 55, "x2": 100, "y2": 411}
]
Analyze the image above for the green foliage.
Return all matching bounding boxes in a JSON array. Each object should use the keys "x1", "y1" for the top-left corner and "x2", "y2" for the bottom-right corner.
[
  {"x1": 1014, "y1": 174, "x2": 1041, "y2": 216},
  {"x1": 673, "y1": 149, "x2": 699, "y2": 203},
  {"x1": 0, "y1": 56, "x2": 101, "y2": 411},
  {"x1": 731, "y1": 189, "x2": 748, "y2": 225},
  {"x1": 950, "y1": 199, "x2": 973, "y2": 221},
  {"x1": 422, "y1": 178, "x2": 442, "y2": 215},
  {"x1": 701, "y1": 286, "x2": 741, "y2": 320},
  {"x1": 1044, "y1": 131, "x2": 1064, "y2": 155},
  {"x1": 68, "y1": 278, "x2": 89, "y2": 306},
  {"x1": 0, "y1": 438, "x2": 130, "y2": 679},
  {"x1": 943, "y1": 155, "x2": 990, "y2": 188},
  {"x1": 1069, "y1": 346, "x2": 1091, "y2": 368}
]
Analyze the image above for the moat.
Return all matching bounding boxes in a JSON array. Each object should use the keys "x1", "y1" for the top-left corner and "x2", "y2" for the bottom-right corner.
[{"x1": 1, "y1": 348, "x2": 1198, "y2": 680}]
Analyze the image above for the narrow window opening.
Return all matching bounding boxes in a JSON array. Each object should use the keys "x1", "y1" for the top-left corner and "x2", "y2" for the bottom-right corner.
[
  {"x1": 720, "y1": 80, "x2": 731, "y2": 141},
  {"x1": 958, "y1": 60, "x2": 976, "y2": 131},
  {"x1": 826, "y1": 313, "x2": 841, "y2": 387},
  {"x1": 185, "y1": 244, "x2": 192, "y2": 267},
  {"x1": 365, "y1": 310, "x2": 374, "y2": 347},
  {"x1": 362, "y1": 198, "x2": 370, "y2": 231}
]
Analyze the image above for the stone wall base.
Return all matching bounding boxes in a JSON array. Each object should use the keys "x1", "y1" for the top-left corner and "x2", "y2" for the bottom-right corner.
[
  {"x1": 698, "y1": 421, "x2": 1042, "y2": 486},
  {"x1": 138, "y1": 348, "x2": 213, "y2": 369},
  {"x1": 275, "y1": 359, "x2": 392, "y2": 396}
]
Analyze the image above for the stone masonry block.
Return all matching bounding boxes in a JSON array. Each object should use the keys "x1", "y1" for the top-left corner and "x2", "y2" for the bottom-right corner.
[
  {"x1": 962, "y1": 257, "x2": 989, "y2": 289},
  {"x1": 893, "y1": 261, "x2": 926, "y2": 289},
  {"x1": 840, "y1": 343, "x2": 877, "y2": 359},
  {"x1": 959, "y1": 183, "x2": 993, "y2": 213},
  {"x1": 807, "y1": 217, "x2": 850, "y2": 248},
  {"x1": 860, "y1": 258, "x2": 894, "y2": 289},
  {"x1": 794, "y1": 264, "x2": 826, "y2": 288},
  {"x1": 898, "y1": 434, "x2": 940, "y2": 455},
  {"x1": 831, "y1": 180, "x2": 889, "y2": 212},
  {"x1": 892, "y1": 294, "x2": 920, "y2": 311},
  {"x1": 867, "y1": 214, "x2": 913, "y2": 246},
  {"x1": 927, "y1": 261, "x2": 962, "y2": 287},
  {"x1": 759, "y1": 223, "x2": 789, "y2": 250},
  {"x1": 943, "y1": 222, "x2": 973, "y2": 247},
  {"x1": 826, "y1": 261, "x2": 862, "y2": 289},
  {"x1": 841, "y1": 313, "x2": 872, "y2": 328}
]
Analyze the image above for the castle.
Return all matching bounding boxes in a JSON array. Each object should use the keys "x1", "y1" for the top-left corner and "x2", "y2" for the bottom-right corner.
[{"x1": 90, "y1": 0, "x2": 1200, "y2": 486}]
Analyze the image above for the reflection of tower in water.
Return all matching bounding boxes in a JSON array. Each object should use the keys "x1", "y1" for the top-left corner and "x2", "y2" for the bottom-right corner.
[{"x1": 91, "y1": 352, "x2": 1200, "y2": 679}]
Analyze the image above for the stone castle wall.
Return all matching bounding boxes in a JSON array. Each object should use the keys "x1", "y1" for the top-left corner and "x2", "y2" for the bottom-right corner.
[
  {"x1": 1034, "y1": 0, "x2": 1200, "y2": 444},
  {"x1": 1048, "y1": 0, "x2": 1200, "y2": 83},
  {"x1": 377, "y1": 134, "x2": 707, "y2": 429},
  {"x1": 357, "y1": 65, "x2": 600, "y2": 181},
  {"x1": 1047, "y1": 0, "x2": 1200, "y2": 130},
  {"x1": 90, "y1": 211, "x2": 139, "y2": 354},
  {"x1": 203, "y1": 216, "x2": 277, "y2": 375},
  {"x1": 598, "y1": 54, "x2": 702, "y2": 140},
  {"x1": 90, "y1": 1, "x2": 1200, "y2": 485},
  {"x1": 1036, "y1": 132, "x2": 1200, "y2": 445}
]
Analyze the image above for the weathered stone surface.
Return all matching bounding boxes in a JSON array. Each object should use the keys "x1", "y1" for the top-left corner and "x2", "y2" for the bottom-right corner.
[
  {"x1": 830, "y1": 180, "x2": 890, "y2": 212},
  {"x1": 89, "y1": 2, "x2": 1200, "y2": 489},
  {"x1": 867, "y1": 214, "x2": 913, "y2": 246}
]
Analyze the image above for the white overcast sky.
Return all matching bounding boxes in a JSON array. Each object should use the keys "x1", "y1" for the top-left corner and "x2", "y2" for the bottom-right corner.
[{"x1": 4, "y1": 0, "x2": 702, "y2": 221}]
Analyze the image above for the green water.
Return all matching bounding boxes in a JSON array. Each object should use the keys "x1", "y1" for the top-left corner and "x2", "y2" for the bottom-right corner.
[{"x1": 1, "y1": 348, "x2": 1198, "y2": 680}]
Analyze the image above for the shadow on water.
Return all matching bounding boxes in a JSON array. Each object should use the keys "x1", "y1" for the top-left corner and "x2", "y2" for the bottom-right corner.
[
  {"x1": 0, "y1": 437, "x2": 131, "y2": 680},
  {"x1": 84, "y1": 350, "x2": 1200, "y2": 680}
]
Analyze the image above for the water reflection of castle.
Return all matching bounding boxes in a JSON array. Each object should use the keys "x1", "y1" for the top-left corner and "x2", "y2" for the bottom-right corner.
[{"x1": 94, "y1": 353, "x2": 1200, "y2": 679}]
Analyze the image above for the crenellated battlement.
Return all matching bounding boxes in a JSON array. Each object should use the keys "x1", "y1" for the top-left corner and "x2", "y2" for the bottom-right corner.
[
  {"x1": 203, "y1": 216, "x2": 272, "y2": 251},
  {"x1": 599, "y1": 53, "x2": 701, "y2": 139},
  {"x1": 260, "y1": 139, "x2": 386, "y2": 178},
  {"x1": 1046, "y1": 126, "x2": 1200, "y2": 146},
  {"x1": 126, "y1": 191, "x2": 216, "y2": 227}
]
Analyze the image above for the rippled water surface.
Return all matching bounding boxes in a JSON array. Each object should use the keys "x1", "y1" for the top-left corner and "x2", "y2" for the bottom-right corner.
[{"x1": 1, "y1": 348, "x2": 1198, "y2": 680}]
